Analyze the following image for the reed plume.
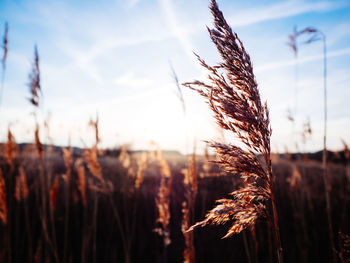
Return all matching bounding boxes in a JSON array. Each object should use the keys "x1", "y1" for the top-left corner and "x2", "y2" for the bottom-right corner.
[
  {"x1": 181, "y1": 201, "x2": 195, "y2": 263},
  {"x1": 201, "y1": 146, "x2": 211, "y2": 177},
  {"x1": 0, "y1": 23, "x2": 9, "y2": 110},
  {"x1": 1, "y1": 22, "x2": 8, "y2": 71},
  {"x1": 0, "y1": 168, "x2": 7, "y2": 225},
  {"x1": 74, "y1": 158, "x2": 86, "y2": 207},
  {"x1": 170, "y1": 62, "x2": 186, "y2": 115},
  {"x1": 119, "y1": 145, "x2": 131, "y2": 169},
  {"x1": 184, "y1": 0, "x2": 282, "y2": 261},
  {"x1": 135, "y1": 152, "x2": 147, "y2": 190},
  {"x1": 5, "y1": 128, "x2": 18, "y2": 170},
  {"x1": 84, "y1": 146, "x2": 104, "y2": 184},
  {"x1": 0, "y1": 22, "x2": 8, "y2": 109},
  {"x1": 89, "y1": 115, "x2": 100, "y2": 146},
  {"x1": 182, "y1": 150, "x2": 197, "y2": 202},
  {"x1": 341, "y1": 140, "x2": 349, "y2": 161},
  {"x1": 28, "y1": 45, "x2": 41, "y2": 107},
  {"x1": 181, "y1": 148, "x2": 197, "y2": 263},
  {"x1": 35, "y1": 123, "x2": 43, "y2": 160},
  {"x1": 288, "y1": 26, "x2": 333, "y2": 260},
  {"x1": 15, "y1": 166, "x2": 29, "y2": 202},
  {"x1": 287, "y1": 165, "x2": 302, "y2": 190},
  {"x1": 50, "y1": 176, "x2": 59, "y2": 211},
  {"x1": 200, "y1": 146, "x2": 219, "y2": 178},
  {"x1": 154, "y1": 151, "x2": 172, "y2": 247},
  {"x1": 62, "y1": 147, "x2": 73, "y2": 180}
]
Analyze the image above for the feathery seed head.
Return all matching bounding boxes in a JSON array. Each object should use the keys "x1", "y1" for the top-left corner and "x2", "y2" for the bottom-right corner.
[{"x1": 183, "y1": 0, "x2": 273, "y2": 237}]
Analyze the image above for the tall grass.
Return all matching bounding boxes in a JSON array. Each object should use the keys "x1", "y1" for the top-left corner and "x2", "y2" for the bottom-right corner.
[
  {"x1": 288, "y1": 26, "x2": 334, "y2": 261},
  {"x1": 0, "y1": 22, "x2": 8, "y2": 111},
  {"x1": 184, "y1": 0, "x2": 282, "y2": 261}
]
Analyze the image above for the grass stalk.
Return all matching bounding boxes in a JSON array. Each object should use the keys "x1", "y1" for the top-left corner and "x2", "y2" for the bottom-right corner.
[{"x1": 184, "y1": 1, "x2": 283, "y2": 261}]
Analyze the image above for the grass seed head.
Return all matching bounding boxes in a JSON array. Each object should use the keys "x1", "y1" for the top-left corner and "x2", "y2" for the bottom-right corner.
[
  {"x1": 183, "y1": 0, "x2": 273, "y2": 237},
  {"x1": 5, "y1": 128, "x2": 18, "y2": 169},
  {"x1": 28, "y1": 45, "x2": 41, "y2": 107},
  {"x1": 1, "y1": 22, "x2": 8, "y2": 70},
  {"x1": 75, "y1": 158, "x2": 86, "y2": 206}
]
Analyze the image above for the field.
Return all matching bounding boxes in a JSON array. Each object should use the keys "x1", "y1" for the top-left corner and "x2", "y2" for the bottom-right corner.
[
  {"x1": 1, "y1": 0, "x2": 350, "y2": 262},
  {"x1": 0, "y1": 143, "x2": 349, "y2": 262}
]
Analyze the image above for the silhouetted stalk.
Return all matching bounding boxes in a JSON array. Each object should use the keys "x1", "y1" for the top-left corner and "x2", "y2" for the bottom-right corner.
[
  {"x1": 92, "y1": 193, "x2": 98, "y2": 263},
  {"x1": 0, "y1": 22, "x2": 8, "y2": 112},
  {"x1": 289, "y1": 27, "x2": 333, "y2": 261},
  {"x1": 271, "y1": 190, "x2": 282, "y2": 263},
  {"x1": 63, "y1": 178, "x2": 70, "y2": 263},
  {"x1": 321, "y1": 34, "x2": 335, "y2": 263},
  {"x1": 184, "y1": 1, "x2": 282, "y2": 262},
  {"x1": 23, "y1": 198, "x2": 33, "y2": 262},
  {"x1": 243, "y1": 231, "x2": 252, "y2": 263}
]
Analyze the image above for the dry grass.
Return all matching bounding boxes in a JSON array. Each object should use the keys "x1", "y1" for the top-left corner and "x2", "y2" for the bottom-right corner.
[
  {"x1": 0, "y1": 168, "x2": 7, "y2": 225},
  {"x1": 84, "y1": 146, "x2": 104, "y2": 184},
  {"x1": 50, "y1": 176, "x2": 59, "y2": 211},
  {"x1": 181, "y1": 148, "x2": 197, "y2": 263},
  {"x1": 5, "y1": 128, "x2": 18, "y2": 170},
  {"x1": 34, "y1": 123, "x2": 43, "y2": 160},
  {"x1": 15, "y1": 166, "x2": 29, "y2": 202},
  {"x1": 184, "y1": 0, "x2": 282, "y2": 261},
  {"x1": 0, "y1": 2, "x2": 349, "y2": 262},
  {"x1": 75, "y1": 158, "x2": 86, "y2": 206},
  {"x1": 1, "y1": 22, "x2": 8, "y2": 70},
  {"x1": 135, "y1": 152, "x2": 147, "y2": 190},
  {"x1": 154, "y1": 150, "x2": 172, "y2": 247},
  {"x1": 28, "y1": 45, "x2": 41, "y2": 107}
]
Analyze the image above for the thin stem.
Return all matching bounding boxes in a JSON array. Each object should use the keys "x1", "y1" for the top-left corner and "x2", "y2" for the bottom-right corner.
[
  {"x1": 271, "y1": 188, "x2": 282, "y2": 263},
  {"x1": 321, "y1": 35, "x2": 336, "y2": 262},
  {"x1": 0, "y1": 66, "x2": 5, "y2": 113},
  {"x1": 24, "y1": 199, "x2": 33, "y2": 263},
  {"x1": 242, "y1": 231, "x2": 252, "y2": 263},
  {"x1": 63, "y1": 180, "x2": 70, "y2": 263}
]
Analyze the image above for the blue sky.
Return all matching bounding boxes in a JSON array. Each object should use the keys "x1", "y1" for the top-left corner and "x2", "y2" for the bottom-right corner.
[{"x1": 0, "y1": 0, "x2": 349, "y2": 153}]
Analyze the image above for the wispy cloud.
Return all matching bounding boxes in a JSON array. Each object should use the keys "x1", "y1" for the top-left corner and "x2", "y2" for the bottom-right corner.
[
  {"x1": 255, "y1": 47, "x2": 350, "y2": 73},
  {"x1": 127, "y1": 0, "x2": 141, "y2": 8},
  {"x1": 113, "y1": 72, "x2": 155, "y2": 89},
  {"x1": 158, "y1": 0, "x2": 203, "y2": 70},
  {"x1": 228, "y1": 0, "x2": 347, "y2": 28}
]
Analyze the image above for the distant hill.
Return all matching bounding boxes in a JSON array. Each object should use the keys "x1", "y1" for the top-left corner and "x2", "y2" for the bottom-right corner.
[{"x1": 0, "y1": 143, "x2": 348, "y2": 164}]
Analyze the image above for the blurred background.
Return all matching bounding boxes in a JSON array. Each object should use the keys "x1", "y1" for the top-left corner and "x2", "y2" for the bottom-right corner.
[
  {"x1": 0, "y1": 1, "x2": 350, "y2": 263},
  {"x1": 0, "y1": 0, "x2": 349, "y2": 153}
]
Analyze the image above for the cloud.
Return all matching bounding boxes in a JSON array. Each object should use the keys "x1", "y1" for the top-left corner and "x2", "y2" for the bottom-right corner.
[
  {"x1": 255, "y1": 47, "x2": 350, "y2": 73},
  {"x1": 228, "y1": 0, "x2": 347, "y2": 28},
  {"x1": 113, "y1": 72, "x2": 154, "y2": 89},
  {"x1": 158, "y1": 0, "x2": 203, "y2": 71},
  {"x1": 127, "y1": 0, "x2": 141, "y2": 8}
]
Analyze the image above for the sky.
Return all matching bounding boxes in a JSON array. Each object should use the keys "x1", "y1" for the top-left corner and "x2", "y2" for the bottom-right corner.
[{"x1": 0, "y1": 0, "x2": 349, "y2": 154}]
